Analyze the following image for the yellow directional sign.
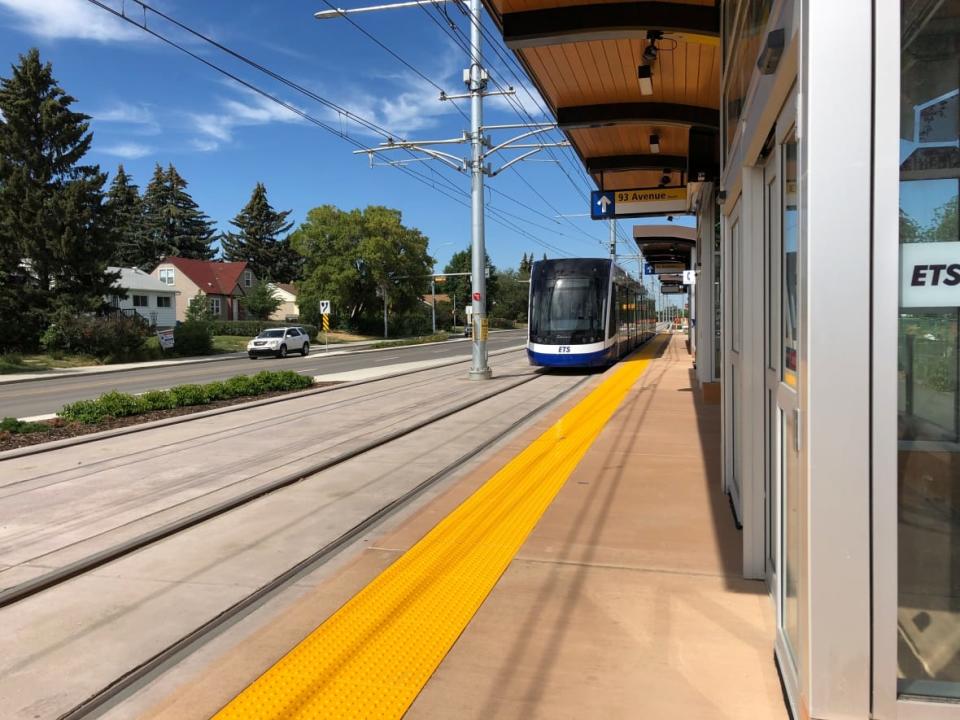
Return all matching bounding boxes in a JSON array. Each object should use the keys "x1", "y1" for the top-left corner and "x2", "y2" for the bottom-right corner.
[
  {"x1": 322, "y1": 315, "x2": 330, "y2": 333},
  {"x1": 614, "y1": 187, "x2": 688, "y2": 216}
]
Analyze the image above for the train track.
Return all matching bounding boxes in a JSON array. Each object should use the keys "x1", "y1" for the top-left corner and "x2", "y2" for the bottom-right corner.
[
  {"x1": 0, "y1": 351, "x2": 532, "y2": 570},
  {"x1": 44, "y1": 370, "x2": 589, "y2": 720}
]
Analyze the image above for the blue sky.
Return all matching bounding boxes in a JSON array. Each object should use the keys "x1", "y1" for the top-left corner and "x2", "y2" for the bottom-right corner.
[{"x1": 0, "y1": 0, "x2": 692, "y2": 276}]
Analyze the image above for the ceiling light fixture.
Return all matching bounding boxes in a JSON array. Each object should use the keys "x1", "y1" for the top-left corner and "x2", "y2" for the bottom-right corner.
[
  {"x1": 650, "y1": 134, "x2": 660, "y2": 153},
  {"x1": 637, "y1": 64, "x2": 653, "y2": 96}
]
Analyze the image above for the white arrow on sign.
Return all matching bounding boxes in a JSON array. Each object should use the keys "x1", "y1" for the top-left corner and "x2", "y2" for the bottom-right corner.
[{"x1": 597, "y1": 194, "x2": 612, "y2": 213}]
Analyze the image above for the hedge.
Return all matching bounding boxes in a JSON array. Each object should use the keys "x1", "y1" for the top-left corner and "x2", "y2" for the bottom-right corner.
[
  {"x1": 209, "y1": 320, "x2": 319, "y2": 340},
  {"x1": 59, "y1": 370, "x2": 314, "y2": 424}
]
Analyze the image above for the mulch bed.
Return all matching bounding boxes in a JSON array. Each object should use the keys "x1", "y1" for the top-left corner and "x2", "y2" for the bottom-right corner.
[{"x1": 0, "y1": 383, "x2": 340, "y2": 453}]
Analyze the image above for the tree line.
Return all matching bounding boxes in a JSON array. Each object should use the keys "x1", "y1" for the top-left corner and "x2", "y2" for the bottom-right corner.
[{"x1": 0, "y1": 47, "x2": 538, "y2": 352}]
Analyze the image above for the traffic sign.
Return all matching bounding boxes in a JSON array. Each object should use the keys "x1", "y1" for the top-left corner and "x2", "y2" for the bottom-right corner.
[
  {"x1": 644, "y1": 263, "x2": 655, "y2": 275},
  {"x1": 319, "y1": 299, "x2": 331, "y2": 315},
  {"x1": 591, "y1": 190, "x2": 615, "y2": 219},
  {"x1": 322, "y1": 315, "x2": 330, "y2": 332},
  {"x1": 472, "y1": 291, "x2": 481, "y2": 301}
]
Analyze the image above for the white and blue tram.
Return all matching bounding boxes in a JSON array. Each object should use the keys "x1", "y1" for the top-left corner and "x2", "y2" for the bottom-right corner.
[{"x1": 527, "y1": 258, "x2": 655, "y2": 368}]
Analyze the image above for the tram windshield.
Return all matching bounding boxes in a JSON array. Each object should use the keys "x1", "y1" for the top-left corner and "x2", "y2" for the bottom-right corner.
[{"x1": 530, "y1": 264, "x2": 608, "y2": 344}]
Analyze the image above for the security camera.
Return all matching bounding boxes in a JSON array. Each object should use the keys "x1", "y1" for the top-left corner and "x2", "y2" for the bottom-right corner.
[{"x1": 660, "y1": 175, "x2": 670, "y2": 185}]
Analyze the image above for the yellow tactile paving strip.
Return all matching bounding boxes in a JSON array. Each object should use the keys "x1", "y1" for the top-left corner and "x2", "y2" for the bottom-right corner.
[{"x1": 214, "y1": 337, "x2": 665, "y2": 720}]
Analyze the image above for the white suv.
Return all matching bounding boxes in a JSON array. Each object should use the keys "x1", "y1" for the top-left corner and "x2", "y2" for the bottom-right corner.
[{"x1": 247, "y1": 327, "x2": 310, "y2": 359}]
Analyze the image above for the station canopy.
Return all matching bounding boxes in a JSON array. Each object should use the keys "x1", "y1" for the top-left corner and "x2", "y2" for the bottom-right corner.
[
  {"x1": 483, "y1": 0, "x2": 721, "y2": 196},
  {"x1": 633, "y1": 224, "x2": 697, "y2": 271}
]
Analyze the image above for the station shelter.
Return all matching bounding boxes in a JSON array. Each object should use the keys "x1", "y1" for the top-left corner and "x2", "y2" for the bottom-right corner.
[{"x1": 483, "y1": 1, "x2": 960, "y2": 717}]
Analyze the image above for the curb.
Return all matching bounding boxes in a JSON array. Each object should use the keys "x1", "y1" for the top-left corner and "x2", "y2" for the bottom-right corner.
[{"x1": 0, "y1": 345, "x2": 527, "y2": 461}]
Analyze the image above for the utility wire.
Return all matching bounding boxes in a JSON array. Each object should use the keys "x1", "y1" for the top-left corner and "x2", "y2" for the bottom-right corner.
[
  {"x1": 85, "y1": 0, "x2": 572, "y2": 257},
  {"x1": 416, "y1": 3, "x2": 601, "y2": 240}
]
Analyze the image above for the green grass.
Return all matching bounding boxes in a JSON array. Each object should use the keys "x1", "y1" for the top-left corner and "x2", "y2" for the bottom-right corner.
[
  {"x1": 212, "y1": 335, "x2": 253, "y2": 353},
  {"x1": 0, "y1": 352, "x2": 104, "y2": 375},
  {"x1": 371, "y1": 332, "x2": 451, "y2": 350}
]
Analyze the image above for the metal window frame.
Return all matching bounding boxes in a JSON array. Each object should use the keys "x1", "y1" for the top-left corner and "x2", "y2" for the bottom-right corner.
[
  {"x1": 872, "y1": 1, "x2": 960, "y2": 717},
  {"x1": 801, "y1": 1, "x2": 873, "y2": 717}
]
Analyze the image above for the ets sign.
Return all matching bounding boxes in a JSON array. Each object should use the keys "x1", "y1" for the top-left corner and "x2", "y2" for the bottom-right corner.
[{"x1": 901, "y1": 242, "x2": 960, "y2": 307}]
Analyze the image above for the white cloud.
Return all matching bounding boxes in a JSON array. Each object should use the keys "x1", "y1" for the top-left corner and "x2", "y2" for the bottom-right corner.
[
  {"x1": 187, "y1": 88, "x2": 304, "y2": 151},
  {"x1": 101, "y1": 142, "x2": 154, "y2": 159},
  {"x1": 0, "y1": 0, "x2": 142, "y2": 42},
  {"x1": 89, "y1": 101, "x2": 161, "y2": 135},
  {"x1": 189, "y1": 137, "x2": 219, "y2": 153}
]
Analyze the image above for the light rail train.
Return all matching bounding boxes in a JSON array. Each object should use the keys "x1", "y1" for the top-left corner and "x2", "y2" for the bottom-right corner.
[{"x1": 527, "y1": 258, "x2": 655, "y2": 368}]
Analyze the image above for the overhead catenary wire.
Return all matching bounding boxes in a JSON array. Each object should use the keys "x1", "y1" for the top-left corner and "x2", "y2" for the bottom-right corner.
[
  {"x1": 83, "y1": 0, "x2": 574, "y2": 257},
  {"x1": 416, "y1": 1, "x2": 610, "y2": 251}
]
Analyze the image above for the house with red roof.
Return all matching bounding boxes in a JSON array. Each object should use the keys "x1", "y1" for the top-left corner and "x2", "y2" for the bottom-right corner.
[{"x1": 151, "y1": 257, "x2": 258, "y2": 323}]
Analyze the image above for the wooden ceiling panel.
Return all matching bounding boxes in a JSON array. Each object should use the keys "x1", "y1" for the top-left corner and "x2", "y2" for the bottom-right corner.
[
  {"x1": 519, "y1": 39, "x2": 719, "y2": 109},
  {"x1": 569, "y1": 125, "x2": 688, "y2": 157}
]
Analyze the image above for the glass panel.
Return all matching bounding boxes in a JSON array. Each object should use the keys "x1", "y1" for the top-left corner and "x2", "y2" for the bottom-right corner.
[
  {"x1": 897, "y1": 0, "x2": 960, "y2": 700},
  {"x1": 723, "y1": 0, "x2": 774, "y2": 155},
  {"x1": 767, "y1": 175, "x2": 777, "y2": 369},
  {"x1": 732, "y1": 217, "x2": 742, "y2": 352},
  {"x1": 714, "y1": 218, "x2": 722, "y2": 379},
  {"x1": 782, "y1": 407, "x2": 800, "y2": 661},
  {"x1": 782, "y1": 134, "x2": 799, "y2": 386}
]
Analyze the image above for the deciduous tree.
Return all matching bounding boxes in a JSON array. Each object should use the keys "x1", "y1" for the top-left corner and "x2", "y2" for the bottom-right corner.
[
  {"x1": 443, "y1": 245, "x2": 498, "y2": 313},
  {"x1": 240, "y1": 280, "x2": 282, "y2": 320},
  {"x1": 292, "y1": 205, "x2": 434, "y2": 331}
]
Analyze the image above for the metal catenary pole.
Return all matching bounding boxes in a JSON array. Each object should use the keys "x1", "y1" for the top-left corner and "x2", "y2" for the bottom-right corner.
[
  {"x1": 318, "y1": 0, "x2": 568, "y2": 377},
  {"x1": 467, "y1": 0, "x2": 491, "y2": 379},
  {"x1": 430, "y1": 277, "x2": 437, "y2": 334}
]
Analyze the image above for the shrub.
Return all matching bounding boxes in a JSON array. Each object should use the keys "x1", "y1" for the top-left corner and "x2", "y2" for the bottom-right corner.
[
  {"x1": 174, "y1": 321, "x2": 213, "y2": 356},
  {"x1": 60, "y1": 398, "x2": 109, "y2": 424},
  {"x1": 0, "y1": 417, "x2": 49, "y2": 434},
  {"x1": 40, "y1": 311, "x2": 148, "y2": 360},
  {"x1": 210, "y1": 320, "x2": 318, "y2": 340},
  {"x1": 169, "y1": 384, "x2": 210, "y2": 407},
  {"x1": 57, "y1": 371, "x2": 314, "y2": 424},
  {"x1": 204, "y1": 381, "x2": 230, "y2": 401},
  {"x1": 95, "y1": 390, "x2": 147, "y2": 418},
  {"x1": 224, "y1": 374, "x2": 258, "y2": 397},
  {"x1": 140, "y1": 390, "x2": 177, "y2": 411},
  {"x1": 488, "y1": 317, "x2": 515, "y2": 330}
]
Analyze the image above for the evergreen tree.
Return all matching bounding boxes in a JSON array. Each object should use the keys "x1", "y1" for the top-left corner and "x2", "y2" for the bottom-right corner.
[
  {"x1": 105, "y1": 164, "x2": 147, "y2": 268},
  {"x1": 0, "y1": 48, "x2": 118, "y2": 349},
  {"x1": 221, "y1": 182, "x2": 298, "y2": 281},
  {"x1": 142, "y1": 162, "x2": 215, "y2": 262}
]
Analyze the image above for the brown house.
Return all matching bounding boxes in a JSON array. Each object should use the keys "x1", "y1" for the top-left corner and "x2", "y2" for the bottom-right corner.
[{"x1": 152, "y1": 257, "x2": 257, "y2": 322}]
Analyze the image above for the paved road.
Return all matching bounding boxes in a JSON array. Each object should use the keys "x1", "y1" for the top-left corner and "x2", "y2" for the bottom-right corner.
[{"x1": 0, "y1": 330, "x2": 528, "y2": 419}]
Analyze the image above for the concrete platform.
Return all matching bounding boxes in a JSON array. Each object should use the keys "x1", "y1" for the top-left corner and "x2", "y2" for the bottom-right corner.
[{"x1": 123, "y1": 336, "x2": 787, "y2": 720}]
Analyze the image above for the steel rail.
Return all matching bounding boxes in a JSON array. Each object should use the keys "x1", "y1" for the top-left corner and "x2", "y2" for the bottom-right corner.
[{"x1": 0, "y1": 368, "x2": 540, "y2": 610}]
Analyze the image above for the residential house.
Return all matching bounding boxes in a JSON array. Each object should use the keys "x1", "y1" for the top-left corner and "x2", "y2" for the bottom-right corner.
[
  {"x1": 108, "y1": 267, "x2": 178, "y2": 328},
  {"x1": 268, "y1": 283, "x2": 300, "y2": 322},
  {"x1": 152, "y1": 257, "x2": 256, "y2": 323}
]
